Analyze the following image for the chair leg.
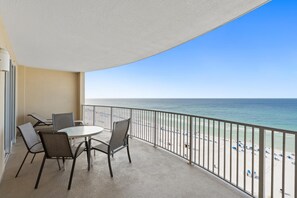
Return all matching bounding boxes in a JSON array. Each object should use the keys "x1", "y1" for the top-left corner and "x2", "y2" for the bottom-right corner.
[
  {"x1": 30, "y1": 154, "x2": 36, "y2": 164},
  {"x1": 107, "y1": 153, "x2": 113, "y2": 177},
  {"x1": 127, "y1": 145, "x2": 132, "y2": 163},
  {"x1": 68, "y1": 159, "x2": 77, "y2": 190},
  {"x1": 35, "y1": 155, "x2": 46, "y2": 189},
  {"x1": 15, "y1": 151, "x2": 29, "y2": 178},
  {"x1": 85, "y1": 141, "x2": 90, "y2": 171},
  {"x1": 56, "y1": 158, "x2": 61, "y2": 170}
]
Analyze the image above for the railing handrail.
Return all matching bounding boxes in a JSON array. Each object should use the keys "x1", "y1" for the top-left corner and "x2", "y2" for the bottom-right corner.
[{"x1": 82, "y1": 104, "x2": 297, "y2": 134}]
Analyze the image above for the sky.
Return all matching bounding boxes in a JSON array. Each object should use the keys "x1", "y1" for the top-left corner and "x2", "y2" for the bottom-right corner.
[{"x1": 86, "y1": 0, "x2": 297, "y2": 99}]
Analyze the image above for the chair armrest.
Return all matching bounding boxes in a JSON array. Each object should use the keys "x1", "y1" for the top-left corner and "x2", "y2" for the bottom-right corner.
[
  {"x1": 90, "y1": 138, "x2": 109, "y2": 146},
  {"x1": 74, "y1": 120, "x2": 84, "y2": 126}
]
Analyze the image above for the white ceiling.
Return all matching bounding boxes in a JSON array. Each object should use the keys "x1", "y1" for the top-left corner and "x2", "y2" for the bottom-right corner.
[{"x1": 0, "y1": 0, "x2": 268, "y2": 72}]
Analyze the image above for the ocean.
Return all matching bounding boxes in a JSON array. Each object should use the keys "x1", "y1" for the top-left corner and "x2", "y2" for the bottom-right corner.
[{"x1": 85, "y1": 98, "x2": 297, "y2": 131}]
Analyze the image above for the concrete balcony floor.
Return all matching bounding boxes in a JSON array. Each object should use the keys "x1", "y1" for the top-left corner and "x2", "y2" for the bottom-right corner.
[{"x1": 0, "y1": 131, "x2": 247, "y2": 198}]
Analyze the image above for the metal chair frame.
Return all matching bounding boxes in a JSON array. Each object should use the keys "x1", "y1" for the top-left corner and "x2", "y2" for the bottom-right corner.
[
  {"x1": 90, "y1": 118, "x2": 131, "y2": 177},
  {"x1": 15, "y1": 123, "x2": 44, "y2": 178},
  {"x1": 35, "y1": 132, "x2": 89, "y2": 190}
]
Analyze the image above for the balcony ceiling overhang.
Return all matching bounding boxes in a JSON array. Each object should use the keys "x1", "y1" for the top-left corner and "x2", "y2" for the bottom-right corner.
[{"x1": 0, "y1": 0, "x2": 268, "y2": 72}]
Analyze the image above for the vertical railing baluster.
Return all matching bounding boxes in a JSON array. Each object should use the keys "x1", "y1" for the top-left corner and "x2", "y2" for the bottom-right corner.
[
  {"x1": 110, "y1": 107, "x2": 113, "y2": 131},
  {"x1": 147, "y1": 111, "x2": 149, "y2": 142},
  {"x1": 258, "y1": 128, "x2": 266, "y2": 198},
  {"x1": 189, "y1": 116, "x2": 193, "y2": 165},
  {"x1": 218, "y1": 121, "x2": 220, "y2": 176},
  {"x1": 141, "y1": 110, "x2": 143, "y2": 140},
  {"x1": 142, "y1": 110, "x2": 144, "y2": 139},
  {"x1": 244, "y1": 126, "x2": 247, "y2": 191},
  {"x1": 212, "y1": 120, "x2": 215, "y2": 172},
  {"x1": 230, "y1": 124, "x2": 233, "y2": 182},
  {"x1": 93, "y1": 106, "x2": 96, "y2": 126},
  {"x1": 183, "y1": 115, "x2": 185, "y2": 158},
  {"x1": 144, "y1": 110, "x2": 146, "y2": 140},
  {"x1": 224, "y1": 122, "x2": 226, "y2": 179},
  {"x1": 179, "y1": 115, "x2": 181, "y2": 156},
  {"x1": 135, "y1": 110, "x2": 137, "y2": 138},
  {"x1": 175, "y1": 114, "x2": 177, "y2": 155},
  {"x1": 271, "y1": 131, "x2": 274, "y2": 198},
  {"x1": 208, "y1": 119, "x2": 210, "y2": 170},
  {"x1": 282, "y1": 132, "x2": 286, "y2": 198},
  {"x1": 198, "y1": 118, "x2": 201, "y2": 165},
  {"x1": 130, "y1": 109, "x2": 133, "y2": 138},
  {"x1": 194, "y1": 117, "x2": 197, "y2": 164},
  {"x1": 164, "y1": 112, "x2": 166, "y2": 149},
  {"x1": 203, "y1": 118, "x2": 205, "y2": 167},
  {"x1": 236, "y1": 124, "x2": 239, "y2": 186},
  {"x1": 82, "y1": 105, "x2": 85, "y2": 124},
  {"x1": 295, "y1": 133, "x2": 297, "y2": 198},
  {"x1": 142, "y1": 110, "x2": 144, "y2": 140},
  {"x1": 154, "y1": 111, "x2": 157, "y2": 148},
  {"x1": 160, "y1": 112, "x2": 162, "y2": 147},
  {"x1": 174, "y1": 114, "x2": 176, "y2": 153},
  {"x1": 170, "y1": 114, "x2": 173, "y2": 152},
  {"x1": 252, "y1": 127, "x2": 255, "y2": 196}
]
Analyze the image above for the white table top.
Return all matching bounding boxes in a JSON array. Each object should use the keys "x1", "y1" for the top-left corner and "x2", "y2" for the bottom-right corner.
[{"x1": 58, "y1": 126, "x2": 104, "y2": 138}]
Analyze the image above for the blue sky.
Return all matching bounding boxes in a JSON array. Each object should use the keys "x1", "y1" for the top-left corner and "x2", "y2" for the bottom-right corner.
[{"x1": 86, "y1": 1, "x2": 297, "y2": 98}]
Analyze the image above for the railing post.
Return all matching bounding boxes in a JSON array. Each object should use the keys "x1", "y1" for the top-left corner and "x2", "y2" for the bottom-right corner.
[
  {"x1": 189, "y1": 116, "x2": 193, "y2": 165},
  {"x1": 82, "y1": 105, "x2": 85, "y2": 125},
  {"x1": 130, "y1": 108, "x2": 133, "y2": 138},
  {"x1": 110, "y1": 107, "x2": 113, "y2": 131},
  {"x1": 258, "y1": 128, "x2": 265, "y2": 198},
  {"x1": 295, "y1": 133, "x2": 297, "y2": 198},
  {"x1": 154, "y1": 111, "x2": 157, "y2": 148},
  {"x1": 93, "y1": 106, "x2": 96, "y2": 125}
]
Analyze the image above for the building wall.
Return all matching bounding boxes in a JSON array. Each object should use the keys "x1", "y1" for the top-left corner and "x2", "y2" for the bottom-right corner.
[{"x1": 16, "y1": 66, "x2": 81, "y2": 126}]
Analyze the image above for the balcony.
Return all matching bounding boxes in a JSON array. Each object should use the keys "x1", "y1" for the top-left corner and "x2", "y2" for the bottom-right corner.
[
  {"x1": 1, "y1": 104, "x2": 296, "y2": 198},
  {"x1": 0, "y1": 130, "x2": 246, "y2": 198}
]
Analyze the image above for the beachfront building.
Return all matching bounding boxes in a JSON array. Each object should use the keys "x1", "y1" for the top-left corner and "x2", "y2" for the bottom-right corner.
[{"x1": 2, "y1": 1, "x2": 294, "y2": 198}]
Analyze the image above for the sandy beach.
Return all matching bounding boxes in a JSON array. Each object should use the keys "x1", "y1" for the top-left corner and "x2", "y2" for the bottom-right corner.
[
  {"x1": 153, "y1": 126, "x2": 295, "y2": 198},
  {"x1": 164, "y1": 132, "x2": 295, "y2": 197}
]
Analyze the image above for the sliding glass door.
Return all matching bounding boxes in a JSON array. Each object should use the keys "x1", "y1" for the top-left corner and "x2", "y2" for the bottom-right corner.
[{"x1": 4, "y1": 61, "x2": 16, "y2": 157}]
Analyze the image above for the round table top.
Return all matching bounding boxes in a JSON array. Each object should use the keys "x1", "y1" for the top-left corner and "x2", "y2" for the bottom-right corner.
[{"x1": 58, "y1": 126, "x2": 104, "y2": 138}]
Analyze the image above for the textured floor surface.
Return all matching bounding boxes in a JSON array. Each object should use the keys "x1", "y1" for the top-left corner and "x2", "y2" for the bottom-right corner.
[{"x1": 0, "y1": 131, "x2": 248, "y2": 198}]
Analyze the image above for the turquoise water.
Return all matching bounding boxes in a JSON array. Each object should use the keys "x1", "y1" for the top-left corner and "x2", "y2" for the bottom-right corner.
[{"x1": 86, "y1": 99, "x2": 297, "y2": 131}]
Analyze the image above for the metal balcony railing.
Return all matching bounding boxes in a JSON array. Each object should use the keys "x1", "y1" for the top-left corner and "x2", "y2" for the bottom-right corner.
[{"x1": 82, "y1": 104, "x2": 297, "y2": 198}]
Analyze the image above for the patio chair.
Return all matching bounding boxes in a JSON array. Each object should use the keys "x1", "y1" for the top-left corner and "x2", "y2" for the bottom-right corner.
[
  {"x1": 15, "y1": 122, "x2": 44, "y2": 177},
  {"x1": 27, "y1": 113, "x2": 52, "y2": 128},
  {"x1": 90, "y1": 118, "x2": 131, "y2": 177},
  {"x1": 52, "y1": 112, "x2": 75, "y2": 131},
  {"x1": 35, "y1": 132, "x2": 88, "y2": 190}
]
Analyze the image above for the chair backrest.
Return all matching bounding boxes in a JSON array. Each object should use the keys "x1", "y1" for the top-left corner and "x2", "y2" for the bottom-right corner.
[
  {"x1": 109, "y1": 119, "x2": 130, "y2": 151},
  {"x1": 39, "y1": 132, "x2": 73, "y2": 158},
  {"x1": 52, "y1": 112, "x2": 75, "y2": 131},
  {"x1": 17, "y1": 122, "x2": 41, "y2": 151}
]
